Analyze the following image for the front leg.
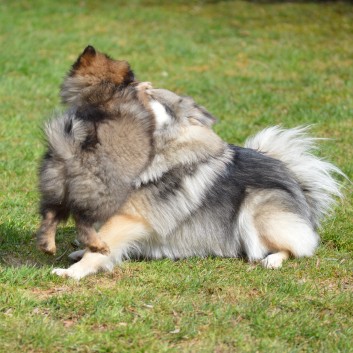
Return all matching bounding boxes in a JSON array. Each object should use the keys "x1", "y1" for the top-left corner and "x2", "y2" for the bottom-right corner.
[
  {"x1": 53, "y1": 214, "x2": 152, "y2": 280},
  {"x1": 52, "y1": 251, "x2": 113, "y2": 280},
  {"x1": 136, "y1": 81, "x2": 153, "y2": 109},
  {"x1": 74, "y1": 215, "x2": 110, "y2": 255}
]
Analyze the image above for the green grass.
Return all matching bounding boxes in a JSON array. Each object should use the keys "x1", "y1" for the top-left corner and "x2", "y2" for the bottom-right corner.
[{"x1": 1, "y1": 1, "x2": 353, "y2": 352}]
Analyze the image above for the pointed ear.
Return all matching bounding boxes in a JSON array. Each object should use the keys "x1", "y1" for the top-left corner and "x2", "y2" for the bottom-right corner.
[
  {"x1": 69, "y1": 45, "x2": 97, "y2": 76},
  {"x1": 79, "y1": 45, "x2": 96, "y2": 64},
  {"x1": 71, "y1": 45, "x2": 97, "y2": 72},
  {"x1": 82, "y1": 45, "x2": 96, "y2": 56}
]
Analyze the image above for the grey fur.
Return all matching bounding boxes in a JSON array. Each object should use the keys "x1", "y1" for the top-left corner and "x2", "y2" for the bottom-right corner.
[
  {"x1": 122, "y1": 90, "x2": 343, "y2": 263},
  {"x1": 51, "y1": 88, "x2": 344, "y2": 279},
  {"x1": 41, "y1": 103, "x2": 153, "y2": 221},
  {"x1": 38, "y1": 84, "x2": 155, "y2": 253},
  {"x1": 37, "y1": 44, "x2": 155, "y2": 255}
]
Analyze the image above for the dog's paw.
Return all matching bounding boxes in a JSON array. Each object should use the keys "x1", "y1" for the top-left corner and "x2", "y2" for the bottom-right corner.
[
  {"x1": 261, "y1": 253, "x2": 284, "y2": 269},
  {"x1": 137, "y1": 81, "x2": 153, "y2": 92},
  {"x1": 52, "y1": 268, "x2": 83, "y2": 280},
  {"x1": 37, "y1": 240, "x2": 56, "y2": 255},
  {"x1": 88, "y1": 240, "x2": 110, "y2": 255},
  {"x1": 52, "y1": 268, "x2": 70, "y2": 277}
]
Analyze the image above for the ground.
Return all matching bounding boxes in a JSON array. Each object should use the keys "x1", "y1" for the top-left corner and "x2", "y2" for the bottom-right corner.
[{"x1": 0, "y1": 1, "x2": 352, "y2": 352}]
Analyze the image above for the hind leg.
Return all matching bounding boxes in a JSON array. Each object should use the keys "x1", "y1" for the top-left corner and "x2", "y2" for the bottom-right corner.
[
  {"x1": 38, "y1": 157, "x2": 68, "y2": 255},
  {"x1": 256, "y1": 211, "x2": 319, "y2": 269},
  {"x1": 37, "y1": 209, "x2": 68, "y2": 255},
  {"x1": 52, "y1": 214, "x2": 152, "y2": 280},
  {"x1": 239, "y1": 190, "x2": 319, "y2": 269}
]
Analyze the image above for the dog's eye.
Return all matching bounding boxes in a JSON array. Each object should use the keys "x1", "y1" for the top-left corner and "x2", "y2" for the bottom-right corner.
[{"x1": 188, "y1": 117, "x2": 204, "y2": 126}]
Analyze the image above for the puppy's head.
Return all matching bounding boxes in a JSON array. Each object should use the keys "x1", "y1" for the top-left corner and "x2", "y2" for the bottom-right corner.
[{"x1": 61, "y1": 45, "x2": 135, "y2": 106}]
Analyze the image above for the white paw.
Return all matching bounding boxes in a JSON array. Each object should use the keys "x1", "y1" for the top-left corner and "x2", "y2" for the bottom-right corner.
[
  {"x1": 52, "y1": 268, "x2": 70, "y2": 277},
  {"x1": 52, "y1": 268, "x2": 84, "y2": 280},
  {"x1": 261, "y1": 254, "x2": 284, "y2": 269}
]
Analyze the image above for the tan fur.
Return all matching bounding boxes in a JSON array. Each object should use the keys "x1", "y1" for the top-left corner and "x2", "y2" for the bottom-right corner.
[
  {"x1": 76, "y1": 55, "x2": 130, "y2": 85},
  {"x1": 254, "y1": 205, "x2": 290, "y2": 252},
  {"x1": 61, "y1": 46, "x2": 135, "y2": 106},
  {"x1": 36, "y1": 211, "x2": 58, "y2": 255},
  {"x1": 69, "y1": 47, "x2": 131, "y2": 88},
  {"x1": 52, "y1": 213, "x2": 152, "y2": 279},
  {"x1": 99, "y1": 213, "x2": 152, "y2": 246},
  {"x1": 249, "y1": 192, "x2": 319, "y2": 268}
]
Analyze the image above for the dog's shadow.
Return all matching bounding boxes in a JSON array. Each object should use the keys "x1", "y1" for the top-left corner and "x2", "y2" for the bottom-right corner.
[{"x1": 0, "y1": 222, "x2": 79, "y2": 268}]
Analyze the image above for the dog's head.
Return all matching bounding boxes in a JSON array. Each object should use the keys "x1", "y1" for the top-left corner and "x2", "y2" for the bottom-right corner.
[
  {"x1": 134, "y1": 88, "x2": 224, "y2": 186},
  {"x1": 148, "y1": 88, "x2": 217, "y2": 135},
  {"x1": 147, "y1": 88, "x2": 222, "y2": 155},
  {"x1": 61, "y1": 45, "x2": 135, "y2": 106}
]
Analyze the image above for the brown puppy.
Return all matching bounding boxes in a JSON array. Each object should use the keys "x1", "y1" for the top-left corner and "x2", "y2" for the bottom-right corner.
[{"x1": 37, "y1": 46, "x2": 155, "y2": 255}]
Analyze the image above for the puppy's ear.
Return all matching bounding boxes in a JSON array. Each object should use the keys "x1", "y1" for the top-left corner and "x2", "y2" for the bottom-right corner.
[
  {"x1": 79, "y1": 45, "x2": 97, "y2": 65},
  {"x1": 82, "y1": 45, "x2": 96, "y2": 56},
  {"x1": 71, "y1": 45, "x2": 97, "y2": 72}
]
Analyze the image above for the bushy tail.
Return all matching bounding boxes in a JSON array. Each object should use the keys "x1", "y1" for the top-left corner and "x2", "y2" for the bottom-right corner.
[
  {"x1": 44, "y1": 112, "x2": 87, "y2": 160},
  {"x1": 244, "y1": 126, "x2": 344, "y2": 228}
]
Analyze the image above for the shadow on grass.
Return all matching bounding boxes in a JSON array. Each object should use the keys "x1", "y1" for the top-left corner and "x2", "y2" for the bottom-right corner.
[{"x1": 0, "y1": 222, "x2": 77, "y2": 268}]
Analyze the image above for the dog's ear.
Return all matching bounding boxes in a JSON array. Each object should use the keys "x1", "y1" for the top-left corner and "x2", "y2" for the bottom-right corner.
[
  {"x1": 78, "y1": 45, "x2": 97, "y2": 65},
  {"x1": 71, "y1": 45, "x2": 97, "y2": 72},
  {"x1": 181, "y1": 97, "x2": 217, "y2": 127},
  {"x1": 82, "y1": 45, "x2": 96, "y2": 56}
]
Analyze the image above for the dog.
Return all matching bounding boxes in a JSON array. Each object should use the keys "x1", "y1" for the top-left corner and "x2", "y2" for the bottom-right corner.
[
  {"x1": 50, "y1": 88, "x2": 343, "y2": 280},
  {"x1": 37, "y1": 46, "x2": 155, "y2": 255}
]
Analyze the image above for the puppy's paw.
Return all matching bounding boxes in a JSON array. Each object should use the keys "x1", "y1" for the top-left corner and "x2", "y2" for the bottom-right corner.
[
  {"x1": 52, "y1": 268, "x2": 83, "y2": 280},
  {"x1": 37, "y1": 241, "x2": 56, "y2": 255},
  {"x1": 137, "y1": 81, "x2": 153, "y2": 92},
  {"x1": 88, "y1": 240, "x2": 110, "y2": 255}
]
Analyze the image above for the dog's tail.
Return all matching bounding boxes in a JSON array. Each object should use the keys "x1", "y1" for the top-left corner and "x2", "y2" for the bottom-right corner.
[
  {"x1": 244, "y1": 126, "x2": 344, "y2": 228},
  {"x1": 44, "y1": 112, "x2": 87, "y2": 160}
]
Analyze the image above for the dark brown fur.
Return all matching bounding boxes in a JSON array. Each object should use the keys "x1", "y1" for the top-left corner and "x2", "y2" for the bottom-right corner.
[{"x1": 37, "y1": 46, "x2": 155, "y2": 255}]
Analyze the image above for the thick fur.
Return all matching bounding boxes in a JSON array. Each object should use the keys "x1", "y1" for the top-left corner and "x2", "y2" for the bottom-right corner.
[
  {"x1": 37, "y1": 46, "x2": 155, "y2": 255},
  {"x1": 52, "y1": 89, "x2": 343, "y2": 280}
]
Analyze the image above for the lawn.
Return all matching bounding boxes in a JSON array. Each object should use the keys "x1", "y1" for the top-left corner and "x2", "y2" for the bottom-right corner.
[{"x1": 0, "y1": 0, "x2": 352, "y2": 352}]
